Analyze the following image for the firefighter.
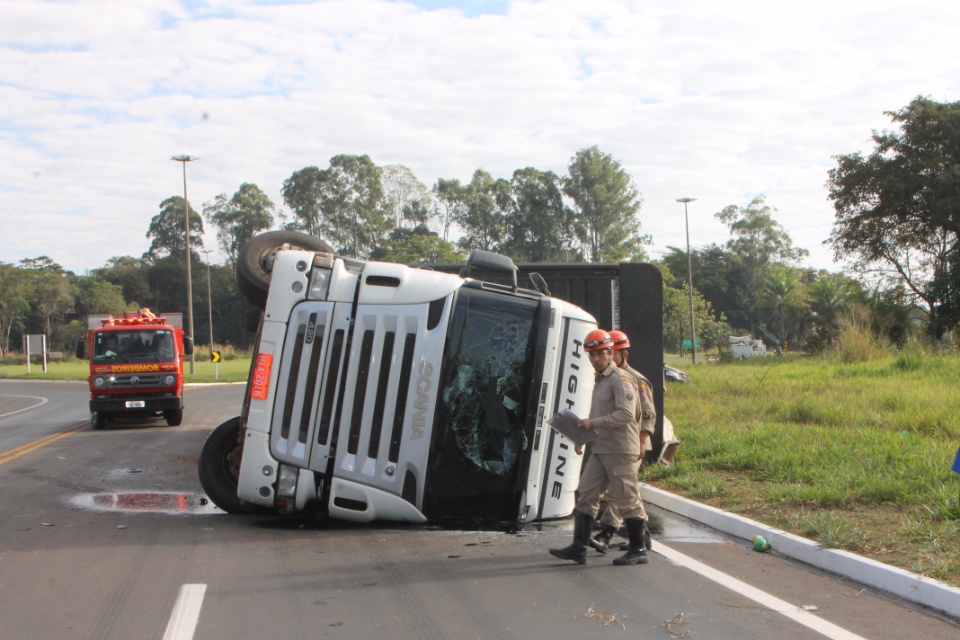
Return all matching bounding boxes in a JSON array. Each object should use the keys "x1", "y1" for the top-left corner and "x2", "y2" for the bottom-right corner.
[
  {"x1": 589, "y1": 329, "x2": 655, "y2": 553},
  {"x1": 549, "y1": 329, "x2": 650, "y2": 566}
]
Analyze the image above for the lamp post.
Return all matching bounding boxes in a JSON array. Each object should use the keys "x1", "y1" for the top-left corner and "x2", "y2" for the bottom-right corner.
[
  {"x1": 677, "y1": 197, "x2": 697, "y2": 365},
  {"x1": 202, "y1": 249, "x2": 217, "y2": 380},
  {"x1": 171, "y1": 155, "x2": 199, "y2": 374}
]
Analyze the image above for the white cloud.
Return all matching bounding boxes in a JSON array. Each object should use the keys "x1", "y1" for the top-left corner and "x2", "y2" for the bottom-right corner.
[{"x1": 1, "y1": 0, "x2": 958, "y2": 273}]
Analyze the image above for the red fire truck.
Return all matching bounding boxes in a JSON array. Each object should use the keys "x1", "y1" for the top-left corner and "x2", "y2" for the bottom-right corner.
[{"x1": 76, "y1": 309, "x2": 193, "y2": 429}]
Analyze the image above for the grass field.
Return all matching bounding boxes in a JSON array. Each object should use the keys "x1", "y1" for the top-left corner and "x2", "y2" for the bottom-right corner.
[{"x1": 646, "y1": 353, "x2": 960, "y2": 587}]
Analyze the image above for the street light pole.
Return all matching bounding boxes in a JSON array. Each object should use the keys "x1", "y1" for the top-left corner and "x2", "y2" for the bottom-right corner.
[
  {"x1": 171, "y1": 155, "x2": 199, "y2": 374},
  {"x1": 677, "y1": 197, "x2": 698, "y2": 365},
  {"x1": 202, "y1": 249, "x2": 217, "y2": 380}
]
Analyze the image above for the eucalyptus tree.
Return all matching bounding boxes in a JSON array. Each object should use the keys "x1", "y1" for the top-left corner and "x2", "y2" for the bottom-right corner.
[
  {"x1": 452, "y1": 170, "x2": 511, "y2": 253},
  {"x1": 20, "y1": 256, "x2": 74, "y2": 342},
  {"x1": 716, "y1": 195, "x2": 808, "y2": 333},
  {"x1": 146, "y1": 196, "x2": 205, "y2": 259},
  {"x1": 0, "y1": 262, "x2": 31, "y2": 356},
  {"x1": 501, "y1": 167, "x2": 575, "y2": 263},
  {"x1": 564, "y1": 146, "x2": 648, "y2": 263},
  {"x1": 382, "y1": 165, "x2": 432, "y2": 232},
  {"x1": 281, "y1": 166, "x2": 325, "y2": 239},
  {"x1": 203, "y1": 183, "x2": 276, "y2": 269}
]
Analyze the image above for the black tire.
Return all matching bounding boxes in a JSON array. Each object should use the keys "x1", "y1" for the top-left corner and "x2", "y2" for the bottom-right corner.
[
  {"x1": 163, "y1": 408, "x2": 183, "y2": 427},
  {"x1": 236, "y1": 231, "x2": 334, "y2": 307},
  {"x1": 91, "y1": 411, "x2": 107, "y2": 430},
  {"x1": 198, "y1": 417, "x2": 273, "y2": 514}
]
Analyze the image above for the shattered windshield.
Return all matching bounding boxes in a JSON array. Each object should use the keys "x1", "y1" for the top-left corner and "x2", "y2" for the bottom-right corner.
[
  {"x1": 94, "y1": 330, "x2": 175, "y2": 363},
  {"x1": 437, "y1": 286, "x2": 538, "y2": 475}
]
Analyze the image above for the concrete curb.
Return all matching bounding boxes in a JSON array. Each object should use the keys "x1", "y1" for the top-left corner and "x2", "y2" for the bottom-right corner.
[{"x1": 641, "y1": 483, "x2": 960, "y2": 621}]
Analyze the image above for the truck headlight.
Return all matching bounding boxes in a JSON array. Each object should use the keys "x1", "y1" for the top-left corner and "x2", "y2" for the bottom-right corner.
[
  {"x1": 163, "y1": 374, "x2": 176, "y2": 386},
  {"x1": 276, "y1": 464, "x2": 298, "y2": 498},
  {"x1": 93, "y1": 376, "x2": 106, "y2": 388},
  {"x1": 307, "y1": 254, "x2": 334, "y2": 300}
]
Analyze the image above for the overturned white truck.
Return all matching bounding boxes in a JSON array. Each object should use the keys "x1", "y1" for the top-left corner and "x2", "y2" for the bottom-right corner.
[{"x1": 199, "y1": 231, "x2": 600, "y2": 526}]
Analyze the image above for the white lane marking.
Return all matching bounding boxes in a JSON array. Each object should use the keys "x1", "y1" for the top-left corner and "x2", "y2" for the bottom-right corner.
[
  {"x1": 656, "y1": 543, "x2": 868, "y2": 640},
  {"x1": 163, "y1": 584, "x2": 207, "y2": 640},
  {"x1": 0, "y1": 395, "x2": 48, "y2": 420}
]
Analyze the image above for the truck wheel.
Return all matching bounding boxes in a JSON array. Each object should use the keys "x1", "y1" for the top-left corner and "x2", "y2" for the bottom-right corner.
[
  {"x1": 198, "y1": 417, "x2": 272, "y2": 514},
  {"x1": 236, "y1": 231, "x2": 333, "y2": 307},
  {"x1": 91, "y1": 411, "x2": 107, "y2": 430},
  {"x1": 163, "y1": 409, "x2": 183, "y2": 427}
]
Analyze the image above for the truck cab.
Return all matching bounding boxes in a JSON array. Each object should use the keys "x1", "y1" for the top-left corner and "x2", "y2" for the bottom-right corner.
[
  {"x1": 78, "y1": 309, "x2": 193, "y2": 429},
  {"x1": 199, "y1": 232, "x2": 598, "y2": 527}
]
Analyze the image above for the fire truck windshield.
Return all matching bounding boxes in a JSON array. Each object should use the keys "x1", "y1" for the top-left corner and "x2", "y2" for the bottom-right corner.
[{"x1": 94, "y1": 330, "x2": 175, "y2": 362}]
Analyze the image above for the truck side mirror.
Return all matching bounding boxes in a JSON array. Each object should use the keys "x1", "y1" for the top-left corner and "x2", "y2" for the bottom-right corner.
[
  {"x1": 183, "y1": 337, "x2": 194, "y2": 356},
  {"x1": 75, "y1": 339, "x2": 85, "y2": 359}
]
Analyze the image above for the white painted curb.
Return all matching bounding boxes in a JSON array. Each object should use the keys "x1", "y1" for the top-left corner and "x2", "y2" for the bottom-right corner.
[{"x1": 641, "y1": 483, "x2": 960, "y2": 621}]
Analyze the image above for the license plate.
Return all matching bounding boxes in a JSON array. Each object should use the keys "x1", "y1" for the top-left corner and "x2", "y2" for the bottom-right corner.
[{"x1": 125, "y1": 400, "x2": 146, "y2": 408}]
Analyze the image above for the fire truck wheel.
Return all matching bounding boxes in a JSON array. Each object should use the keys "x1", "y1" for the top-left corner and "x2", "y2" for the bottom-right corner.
[
  {"x1": 91, "y1": 411, "x2": 107, "y2": 430},
  {"x1": 236, "y1": 230, "x2": 334, "y2": 307},
  {"x1": 198, "y1": 416, "x2": 274, "y2": 514},
  {"x1": 164, "y1": 409, "x2": 183, "y2": 427}
]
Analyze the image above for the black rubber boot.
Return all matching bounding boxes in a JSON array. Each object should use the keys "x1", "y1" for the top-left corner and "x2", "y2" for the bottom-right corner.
[
  {"x1": 588, "y1": 524, "x2": 617, "y2": 554},
  {"x1": 613, "y1": 517, "x2": 649, "y2": 566},
  {"x1": 618, "y1": 519, "x2": 652, "y2": 551},
  {"x1": 550, "y1": 511, "x2": 593, "y2": 564}
]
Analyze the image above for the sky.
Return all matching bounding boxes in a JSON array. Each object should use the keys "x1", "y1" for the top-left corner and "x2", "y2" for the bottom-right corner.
[{"x1": 2, "y1": 0, "x2": 958, "y2": 275}]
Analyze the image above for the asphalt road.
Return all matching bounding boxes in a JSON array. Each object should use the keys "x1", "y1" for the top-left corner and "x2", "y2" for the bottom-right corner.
[{"x1": 0, "y1": 380, "x2": 957, "y2": 640}]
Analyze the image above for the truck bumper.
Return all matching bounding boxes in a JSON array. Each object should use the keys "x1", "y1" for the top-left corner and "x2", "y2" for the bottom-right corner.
[{"x1": 90, "y1": 395, "x2": 183, "y2": 414}]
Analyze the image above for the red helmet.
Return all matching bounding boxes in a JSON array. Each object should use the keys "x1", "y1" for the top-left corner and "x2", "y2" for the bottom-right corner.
[
  {"x1": 609, "y1": 330, "x2": 630, "y2": 350},
  {"x1": 584, "y1": 329, "x2": 613, "y2": 352}
]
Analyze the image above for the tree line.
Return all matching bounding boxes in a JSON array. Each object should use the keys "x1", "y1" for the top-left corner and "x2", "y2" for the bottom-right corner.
[{"x1": 2, "y1": 97, "x2": 958, "y2": 357}]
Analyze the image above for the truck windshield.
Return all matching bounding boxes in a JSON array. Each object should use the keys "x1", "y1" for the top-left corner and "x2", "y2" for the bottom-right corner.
[
  {"x1": 436, "y1": 286, "x2": 540, "y2": 476},
  {"x1": 94, "y1": 330, "x2": 175, "y2": 362}
]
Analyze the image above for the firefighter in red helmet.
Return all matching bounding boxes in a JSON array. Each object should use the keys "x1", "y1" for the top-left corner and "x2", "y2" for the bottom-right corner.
[
  {"x1": 588, "y1": 329, "x2": 656, "y2": 554},
  {"x1": 548, "y1": 329, "x2": 650, "y2": 566}
]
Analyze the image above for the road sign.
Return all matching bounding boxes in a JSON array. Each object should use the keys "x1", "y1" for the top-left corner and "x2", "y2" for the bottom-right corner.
[{"x1": 211, "y1": 351, "x2": 221, "y2": 363}]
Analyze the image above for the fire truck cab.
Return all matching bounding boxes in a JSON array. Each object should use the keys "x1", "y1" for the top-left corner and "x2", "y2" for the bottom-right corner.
[{"x1": 77, "y1": 309, "x2": 193, "y2": 429}]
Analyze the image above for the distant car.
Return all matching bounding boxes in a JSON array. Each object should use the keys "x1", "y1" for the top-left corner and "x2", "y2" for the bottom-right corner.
[{"x1": 664, "y1": 364, "x2": 689, "y2": 383}]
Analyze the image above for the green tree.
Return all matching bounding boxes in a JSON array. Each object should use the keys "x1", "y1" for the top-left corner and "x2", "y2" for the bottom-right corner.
[
  {"x1": 565, "y1": 146, "x2": 648, "y2": 262},
  {"x1": 146, "y1": 196, "x2": 205, "y2": 259},
  {"x1": 91, "y1": 256, "x2": 153, "y2": 310},
  {"x1": 20, "y1": 257, "x2": 74, "y2": 343},
  {"x1": 74, "y1": 277, "x2": 128, "y2": 317},
  {"x1": 716, "y1": 195, "x2": 808, "y2": 333},
  {"x1": 827, "y1": 96, "x2": 960, "y2": 336},
  {"x1": 320, "y1": 154, "x2": 390, "y2": 258},
  {"x1": 755, "y1": 265, "x2": 807, "y2": 346},
  {"x1": 370, "y1": 225, "x2": 466, "y2": 264},
  {"x1": 432, "y1": 177, "x2": 466, "y2": 243},
  {"x1": 0, "y1": 262, "x2": 31, "y2": 356},
  {"x1": 281, "y1": 166, "x2": 325, "y2": 238},
  {"x1": 382, "y1": 165, "x2": 432, "y2": 232},
  {"x1": 452, "y1": 170, "x2": 511, "y2": 253},
  {"x1": 203, "y1": 183, "x2": 276, "y2": 269},
  {"x1": 501, "y1": 167, "x2": 576, "y2": 262}
]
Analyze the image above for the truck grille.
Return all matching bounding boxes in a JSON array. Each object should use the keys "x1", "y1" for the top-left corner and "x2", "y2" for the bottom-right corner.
[
  {"x1": 270, "y1": 298, "x2": 448, "y2": 503},
  {"x1": 110, "y1": 374, "x2": 164, "y2": 387}
]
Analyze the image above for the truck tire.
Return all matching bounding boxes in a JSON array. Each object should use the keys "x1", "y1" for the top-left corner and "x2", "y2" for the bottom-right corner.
[
  {"x1": 163, "y1": 409, "x2": 183, "y2": 427},
  {"x1": 91, "y1": 411, "x2": 107, "y2": 430},
  {"x1": 236, "y1": 231, "x2": 334, "y2": 308},
  {"x1": 198, "y1": 417, "x2": 272, "y2": 514}
]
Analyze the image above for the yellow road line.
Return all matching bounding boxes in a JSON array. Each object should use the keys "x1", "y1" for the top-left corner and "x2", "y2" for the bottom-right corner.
[{"x1": 0, "y1": 424, "x2": 85, "y2": 466}]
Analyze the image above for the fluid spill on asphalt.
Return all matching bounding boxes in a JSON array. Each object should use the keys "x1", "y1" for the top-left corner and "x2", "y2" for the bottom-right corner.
[{"x1": 71, "y1": 491, "x2": 222, "y2": 514}]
